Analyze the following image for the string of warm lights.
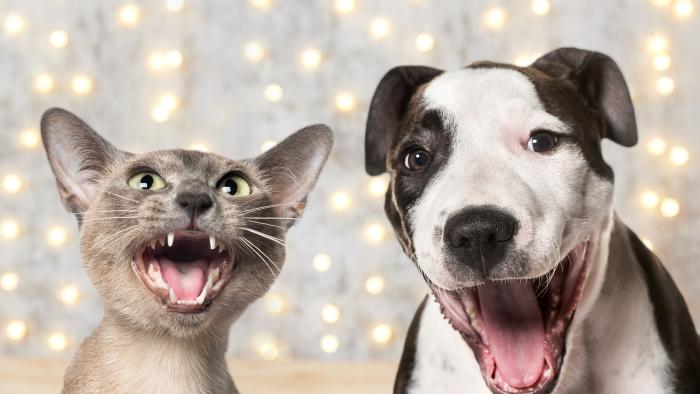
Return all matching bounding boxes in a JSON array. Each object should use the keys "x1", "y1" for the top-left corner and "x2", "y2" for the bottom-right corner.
[{"x1": 1, "y1": 0, "x2": 695, "y2": 359}]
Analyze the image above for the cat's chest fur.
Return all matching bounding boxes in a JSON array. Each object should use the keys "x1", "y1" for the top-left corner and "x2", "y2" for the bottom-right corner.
[{"x1": 62, "y1": 320, "x2": 237, "y2": 394}]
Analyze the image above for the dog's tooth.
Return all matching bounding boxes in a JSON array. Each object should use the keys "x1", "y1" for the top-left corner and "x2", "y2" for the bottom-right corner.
[
  {"x1": 209, "y1": 235, "x2": 216, "y2": 250},
  {"x1": 196, "y1": 287, "x2": 207, "y2": 304},
  {"x1": 169, "y1": 287, "x2": 177, "y2": 303},
  {"x1": 167, "y1": 232, "x2": 174, "y2": 247}
]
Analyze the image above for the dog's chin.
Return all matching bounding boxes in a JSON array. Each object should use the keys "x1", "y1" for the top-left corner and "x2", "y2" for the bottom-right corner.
[
  {"x1": 131, "y1": 230, "x2": 236, "y2": 316},
  {"x1": 433, "y1": 241, "x2": 589, "y2": 394}
]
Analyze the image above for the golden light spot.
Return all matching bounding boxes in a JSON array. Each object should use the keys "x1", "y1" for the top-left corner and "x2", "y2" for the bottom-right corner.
[
  {"x1": 260, "y1": 139, "x2": 277, "y2": 153},
  {"x1": 250, "y1": 0, "x2": 272, "y2": 11},
  {"x1": 2, "y1": 174, "x2": 23, "y2": 194},
  {"x1": 263, "y1": 83, "x2": 284, "y2": 102},
  {"x1": 334, "y1": 0, "x2": 355, "y2": 14},
  {"x1": 639, "y1": 190, "x2": 660, "y2": 209},
  {"x1": 660, "y1": 198, "x2": 680, "y2": 218},
  {"x1": 244, "y1": 41, "x2": 266, "y2": 63},
  {"x1": 4, "y1": 14, "x2": 26, "y2": 35},
  {"x1": 647, "y1": 33, "x2": 669, "y2": 55},
  {"x1": 652, "y1": 54, "x2": 671, "y2": 71},
  {"x1": 320, "y1": 334, "x2": 339, "y2": 353},
  {"x1": 335, "y1": 92, "x2": 356, "y2": 112},
  {"x1": 118, "y1": 4, "x2": 142, "y2": 27},
  {"x1": 313, "y1": 253, "x2": 332, "y2": 272},
  {"x1": 371, "y1": 323, "x2": 393, "y2": 344},
  {"x1": 34, "y1": 74, "x2": 55, "y2": 94},
  {"x1": 415, "y1": 33, "x2": 435, "y2": 51},
  {"x1": 49, "y1": 30, "x2": 69, "y2": 48},
  {"x1": 646, "y1": 137, "x2": 667, "y2": 156},
  {"x1": 331, "y1": 191, "x2": 352, "y2": 211},
  {"x1": 253, "y1": 334, "x2": 280, "y2": 360},
  {"x1": 264, "y1": 293, "x2": 286, "y2": 315},
  {"x1": 673, "y1": 0, "x2": 694, "y2": 18},
  {"x1": 655, "y1": 76, "x2": 674, "y2": 95},
  {"x1": 6, "y1": 320, "x2": 27, "y2": 340},
  {"x1": 165, "y1": 0, "x2": 185, "y2": 12},
  {"x1": 368, "y1": 177, "x2": 388, "y2": 197},
  {"x1": 531, "y1": 0, "x2": 551, "y2": 15},
  {"x1": 300, "y1": 48, "x2": 323, "y2": 69},
  {"x1": 47, "y1": 226, "x2": 68, "y2": 247},
  {"x1": 669, "y1": 146, "x2": 689, "y2": 166},
  {"x1": 0, "y1": 220, "x2": 20, "y2": 240},
  {"x1": 19, "y1": 128, "x2": 41, "y2": 149},
  {"x1": 321, "y1": 304, "x2": 340, "y2": 324},
  {"x1": 369, "y1": 17, "x2": 391, "y2": 39},
  {"x1": 60, "y1": 285, "x2": 80, "y2": 305},
  {"x1": 48, "y1": 332, "x2": 68, "y2": 351},
  {"x1": 365, "y1": 223, "x2": 386, "y2": 243},
  {"x1": 71, "y1": 75, "x2": 94, "y2": 95},
  {"x1": 365, "y1": 275, "x2": 385, "y2": 295},
  {"x1": 0, "y1": 272, "x2": 19, "y2": 292},
  {"x1": 483, "y1": 7, "x2": 507, "y2": 31}
]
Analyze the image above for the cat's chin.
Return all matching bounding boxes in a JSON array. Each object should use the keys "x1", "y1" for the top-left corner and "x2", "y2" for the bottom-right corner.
[{"x1": 131, "y1": 230, "x2": 235, "y2": 314}]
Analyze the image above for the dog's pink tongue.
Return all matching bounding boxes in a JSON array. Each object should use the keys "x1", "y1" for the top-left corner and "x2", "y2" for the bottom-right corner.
[
  {"x1": 478, "y1": 281, "x2": 545, "y2": 389},
  {"x1": 160, "y1": 258, "x2": 208, "y2": 300}
]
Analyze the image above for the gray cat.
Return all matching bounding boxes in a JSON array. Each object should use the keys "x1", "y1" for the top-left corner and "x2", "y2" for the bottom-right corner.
[{"x1": 40, "y1": 108, "x2": 333, "y2": 393}]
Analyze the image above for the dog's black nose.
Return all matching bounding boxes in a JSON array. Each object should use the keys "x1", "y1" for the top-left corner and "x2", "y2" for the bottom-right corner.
[
  {"x1": 176, "y1": 192, "x2": 214, "y2": 217},
  {"x1": 443, "y1": 207, "x2": 518, "y2": 275}
]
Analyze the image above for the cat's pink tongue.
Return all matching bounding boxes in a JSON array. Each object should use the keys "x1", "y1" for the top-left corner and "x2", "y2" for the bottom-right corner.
[
  {"x1": 478, "y1": 281, "x2": 545, "y2": 389},
  {"x1": 160, "y1": 258, "x2": 208, "y2": 300}
]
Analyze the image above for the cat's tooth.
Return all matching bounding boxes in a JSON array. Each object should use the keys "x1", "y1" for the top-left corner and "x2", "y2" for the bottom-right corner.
[
  {"x1": 210, "y1": 266, "x2": 221, "y2": 283},
  {"x1": 150, "y1": 238, "x2": 157, "y2": 250},
  {"x1": 167, "y1": 232, "x2": 174, "y2": 247},
  {"x1": 218, "y1": 242, "x2": 225, "y2": 254},
  {"x1": 158, "y1": 235, "x2": 166, "y2": 247},
  {"x1": 169, "y1": 287, "x2": 177, "y2": 303},
  {"x1": 209, "y1": 235, "x2": 216, "y2": 250},
  {"x1": 196, "y1": 287, "x2": 207, "y2": 304}
]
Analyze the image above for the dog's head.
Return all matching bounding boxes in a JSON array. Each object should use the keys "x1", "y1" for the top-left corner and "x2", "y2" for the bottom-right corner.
[
  {"x1": 42, "y1": 108, "x2": 332, "y2": 337},
  {"x1": 366, "y1": 48, "x2": 636, "y2": 393}
]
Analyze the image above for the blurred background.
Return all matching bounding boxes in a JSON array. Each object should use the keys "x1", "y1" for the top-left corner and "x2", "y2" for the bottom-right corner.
[{"x1": 0, "y1": 0, "x2": 697, "y2": 363}]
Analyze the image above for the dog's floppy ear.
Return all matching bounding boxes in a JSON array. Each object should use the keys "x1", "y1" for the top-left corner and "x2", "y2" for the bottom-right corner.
[
  {"x1": 254, "y1": 124, "x2": 333, "y2": 226},
  {"x1": 365, "y1": 66, "x2": 443, "y2": 175},
  {"x1": 532, "y1": 47, "x2": 637, "y2": 147},
  {"x1": 41, "y1": 108, "x2": 128, "y2": 217}
]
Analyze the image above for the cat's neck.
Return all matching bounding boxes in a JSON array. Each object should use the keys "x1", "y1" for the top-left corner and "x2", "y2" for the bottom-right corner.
[{"x1": 71, "y1": 313, "x2": 237, "y2": 393}]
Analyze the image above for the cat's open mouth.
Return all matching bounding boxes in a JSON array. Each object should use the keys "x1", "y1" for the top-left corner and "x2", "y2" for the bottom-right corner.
[
  {"x1": 434, "y1": 242, "x2": 588, "y2": 394},
  {"x1": 131, "y1": 231, "x2": 234, "y2": 314}
]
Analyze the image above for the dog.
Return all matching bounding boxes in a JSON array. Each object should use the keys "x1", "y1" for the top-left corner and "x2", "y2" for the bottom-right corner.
[{"x1": 364, "y1": 48, "x2": 700, "y2": 393}]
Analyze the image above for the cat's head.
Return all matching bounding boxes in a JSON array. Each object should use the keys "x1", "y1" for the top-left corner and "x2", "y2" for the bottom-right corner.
[{"x1": 41, "y1": 108, "x2": 332, "y2": 336}]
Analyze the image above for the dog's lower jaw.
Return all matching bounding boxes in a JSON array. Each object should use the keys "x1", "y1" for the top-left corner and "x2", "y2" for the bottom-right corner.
[{"x1": 61, "y1": 314, "x2": 238, "y2": 394}]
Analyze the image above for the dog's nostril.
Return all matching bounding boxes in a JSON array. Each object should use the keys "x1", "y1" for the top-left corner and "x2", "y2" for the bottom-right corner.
[{"x1": 444, "y1": 207, "x2": 517, "y2": 250}]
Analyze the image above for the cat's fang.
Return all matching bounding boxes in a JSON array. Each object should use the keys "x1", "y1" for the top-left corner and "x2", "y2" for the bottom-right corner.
[
  {"x1": 167, "y1": 232, "x2": 174, "y2": 247},
  {"x1": 149, "y1": 239, "x2": 157, "y2": 250},
  {"x1": 209, "y1": 236, "x2": 216, "y2": 250},
  {"x1": 158, "y1": 235, "x2": 166, "y2": 247},
  {"x1": 196, "y1": 287, "x2": 207, "y2": 305},
  {"x1": 217, "y1": 242, "x2": 225, "y2": 254}
]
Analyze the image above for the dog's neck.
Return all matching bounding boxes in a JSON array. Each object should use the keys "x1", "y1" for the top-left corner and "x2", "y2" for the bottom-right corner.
[
  {"x1": 563, "y1": 215, "x2": 669, "y2": 392},
  {"x1": 63, "y1": 313, "x2": 237, "y2": 394}
]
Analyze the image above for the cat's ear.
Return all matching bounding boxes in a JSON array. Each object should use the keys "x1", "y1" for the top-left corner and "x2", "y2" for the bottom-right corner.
[
  {"x1": 254, "y1": 124, "x2": 333, "y2": 224},
  {"x1": 41, "y1": 108, "x2": 127, "y2": 216}
]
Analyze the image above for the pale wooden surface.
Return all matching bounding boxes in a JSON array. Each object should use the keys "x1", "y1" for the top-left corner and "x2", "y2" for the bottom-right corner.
[{"x1": 0, "y1": 358, "x2": 396, "y2": 394}]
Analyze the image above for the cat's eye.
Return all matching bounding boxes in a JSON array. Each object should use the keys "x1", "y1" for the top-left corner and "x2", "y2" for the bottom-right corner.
[
  {"x1": 128, "y1": 172, "x2": 166, "y2": 191},
  {"x1": 217, "y1": 174, "x2": 251, "y2": 197}
]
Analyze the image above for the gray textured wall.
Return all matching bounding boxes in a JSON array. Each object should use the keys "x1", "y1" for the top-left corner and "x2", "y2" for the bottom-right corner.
[{"x1": 0, "y1": 0, "x2": 698, "y2": 360}]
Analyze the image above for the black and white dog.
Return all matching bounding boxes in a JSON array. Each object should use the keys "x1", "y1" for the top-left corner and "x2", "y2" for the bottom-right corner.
[{"x1": 364, "y1": 48, "x2": 700, "y2": 393}]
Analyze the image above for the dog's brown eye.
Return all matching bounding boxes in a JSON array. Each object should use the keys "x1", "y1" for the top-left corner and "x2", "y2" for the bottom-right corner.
[
  {"x1": 528, "y1": 131, "x2": 558, "y2": 153},
  {"x1": 404, "y1": 149, "x2": 431, "y2": 171}
]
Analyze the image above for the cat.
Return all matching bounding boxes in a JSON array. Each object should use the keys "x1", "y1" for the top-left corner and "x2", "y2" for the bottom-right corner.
[{"x1": 40, "y1": 108, "x2": 333, "y2": 394}]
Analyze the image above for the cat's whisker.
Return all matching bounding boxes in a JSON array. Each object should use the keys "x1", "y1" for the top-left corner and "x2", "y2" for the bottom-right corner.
[
  {"x1": 240, "y1": 236, "x2": 281, "y2": 273},
  {"x1": 238, "y1": 203, "x2": 300, "y2": 215},
  {"x1": 241, "y1": 216, "x2": 300, "y2": 221},
  {"x1": 88, "y1": 225, "x2": 140, "y2": 252},
  {"x1": 238, "y1": 237, "x2": 277, "y2": 275},
  {"x1": 239, "y1": 227, "x2": 286, "y2": 247},
  {"x1": 86, "y1": 209, "x2": 140, "y2": 214},
  {"x1": 243, "y1": 220, "x2": 288, "y2": 230},
  {"x1": 91, "y1": 184, "x2": 140, "y2": 203},
  {"x1": 100, "y1": 227, "x2": 143, "y2": 252},
  {"x1": 78, "y1": 216, "x2": 142, "y2": 223}
]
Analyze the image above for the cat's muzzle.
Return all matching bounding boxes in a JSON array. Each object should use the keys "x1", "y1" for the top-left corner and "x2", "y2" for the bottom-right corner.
[{"x1": 131, "y1": 231, "x2": 234, "y2": 313}]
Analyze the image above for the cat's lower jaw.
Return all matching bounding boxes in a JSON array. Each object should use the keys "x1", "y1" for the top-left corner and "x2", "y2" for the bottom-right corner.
[
  {"x1": 61, "y1": 315, "x2": 239, "y2": 394},
  {"x1": 132, "y1": 230, "x2": 236, "y2": 314}
]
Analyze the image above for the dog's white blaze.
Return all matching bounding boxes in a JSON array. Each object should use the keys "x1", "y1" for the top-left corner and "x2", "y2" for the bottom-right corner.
[
  {"x1": 409, "y1": 295, "x2": 490, "y2": 394},
  {"x1": 409, "y1": 67, "x2": 609, "y2": 290}
]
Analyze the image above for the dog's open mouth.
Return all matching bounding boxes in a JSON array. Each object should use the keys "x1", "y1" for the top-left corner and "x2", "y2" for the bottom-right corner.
[
  {"x1": 132, "y1": 231, "x2": 235, "y2": 314},
  {"x1": 434, "y1": 242, "x2": 588, "y2": 393}
]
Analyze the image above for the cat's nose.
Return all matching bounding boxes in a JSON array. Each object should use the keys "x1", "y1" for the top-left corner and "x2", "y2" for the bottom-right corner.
[{"x1": 176, "y1": 192, "x2": 214, "y2": 217}]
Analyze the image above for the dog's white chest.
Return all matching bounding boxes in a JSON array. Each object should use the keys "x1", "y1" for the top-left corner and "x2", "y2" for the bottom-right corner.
[{"x1": 408, "y1": 297, "x2": 491, "y2": 394}]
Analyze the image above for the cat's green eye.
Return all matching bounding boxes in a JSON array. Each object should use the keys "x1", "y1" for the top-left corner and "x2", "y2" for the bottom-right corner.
[
  {"x1": 128, "y1": 172, "x2": 166, "y2": 191},
  {"x1": 217, "y1": 174, "x2": 251, "y2": 197}
]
